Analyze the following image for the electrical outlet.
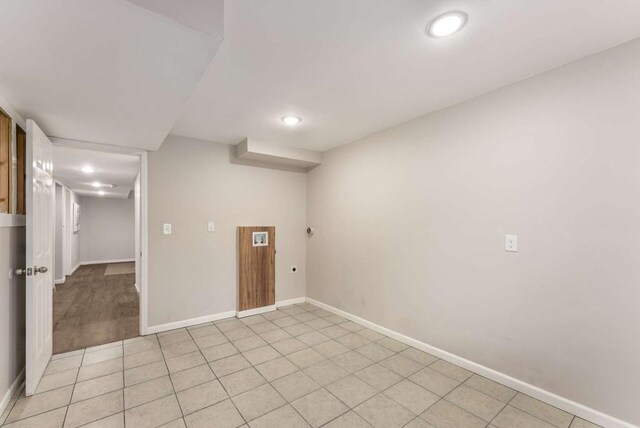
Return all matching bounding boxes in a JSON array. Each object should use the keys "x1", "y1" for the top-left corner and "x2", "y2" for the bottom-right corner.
[
  {"x1": 505, "y1": 234, "x2": 517, "y2": 252},
  {"x1": 163, "y1": 223, "x2": 172, "y2": 235},
  {"x1": 208, "y1": 221, "x2": 215, "y2": 232},
  {"x1": 290, "y1": 265, "x2": 298, "y2": 273}
]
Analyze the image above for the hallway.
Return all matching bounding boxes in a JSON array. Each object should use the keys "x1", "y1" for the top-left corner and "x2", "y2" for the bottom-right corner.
[{"x1": 53, "y1": 263, "x2": 138, "y2": 354}]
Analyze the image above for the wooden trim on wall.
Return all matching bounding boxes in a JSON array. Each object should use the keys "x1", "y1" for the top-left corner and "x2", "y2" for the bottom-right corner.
[
  {"x1": 0, "y1": 110, "x2": 10, "y2": 213},
  {"x1": 237, "y1": 226, "x2": 276, "y2": 312},
  {"x1": 16, "y1": 125, "x2": 26, "y2": 215}
]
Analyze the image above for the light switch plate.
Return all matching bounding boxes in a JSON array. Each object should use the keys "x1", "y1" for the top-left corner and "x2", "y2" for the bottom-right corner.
[
  {"x1": 208, "y1": 221, "x2": 215, "y2": 232},
  {"x1": 505, "y1": 234, "x2": 517, "y2": 252},
  {"x1": 163, "y1": 223, "x2": 172, "y2": 235}
]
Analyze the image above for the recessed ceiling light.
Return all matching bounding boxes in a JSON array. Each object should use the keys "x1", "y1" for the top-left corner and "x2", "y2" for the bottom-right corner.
[
  {"x1": 81, "y1": 165, "x2": 95, "y2": 174},
  {"x1": 98, "y1": 190, "x2": 105, "y2": 196},
  {"x1": 281, "y1": 115, "x2": 302, "y2": 126},
  {"x1": 428, "y1": 11, "x2": 467, "y2": 38},
  {"x1": 91, "y1": 181, "x2": 102, "y2": 188}
]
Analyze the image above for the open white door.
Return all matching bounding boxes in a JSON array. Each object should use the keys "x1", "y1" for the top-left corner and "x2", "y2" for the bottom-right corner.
[{"x1": 25, "y1": 119, "x2": 55, "y2": 396}]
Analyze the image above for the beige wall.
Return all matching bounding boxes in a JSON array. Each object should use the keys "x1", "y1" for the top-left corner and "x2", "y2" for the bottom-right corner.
[
  {"x1": 147, "y1": 135, "x2": 307, "y2": 327},
  {"x1": 307, "y1": 38, "x2": 640, "y2": 424},
  {"x1": 79, "y1": 195, "x2": 135, "y2": 263},
  {"x1": 0, "y1": 227, "x2": 25, "y2": 410}
]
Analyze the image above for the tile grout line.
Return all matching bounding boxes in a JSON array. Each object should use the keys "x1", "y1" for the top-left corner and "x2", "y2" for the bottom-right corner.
[
  {"x1": 503, "y1": 392, "x2": 573, "y2": 428},
  {"x1": 189, "y1": 321, "x2": 248, "y2": 426}
]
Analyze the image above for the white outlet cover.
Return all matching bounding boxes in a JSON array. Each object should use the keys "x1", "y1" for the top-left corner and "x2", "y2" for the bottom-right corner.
[
  {"x1": 163, "y1": 223, "x2": 172, "y2": 235},
  {"x1": 505, "y1": 234, "x2": 518, "y2": 252},
  {"x1": 208, "y1": 221, "x2": 215, "y2": 232}
]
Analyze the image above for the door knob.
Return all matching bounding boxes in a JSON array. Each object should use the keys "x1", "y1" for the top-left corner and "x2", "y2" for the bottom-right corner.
[
  {"x1": 15, "y1": 268, "x2": 27, "y2": 275},
  {"x1": 34, "y1": 266, "x2": 48, "y2": 274}
]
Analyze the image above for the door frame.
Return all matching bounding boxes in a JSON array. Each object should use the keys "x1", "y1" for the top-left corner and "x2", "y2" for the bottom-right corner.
[
  {"x1": 49, "y1": 139, "x2": 150, "y2": 336},
  {"x1": 64, "y1": 186, "x2": 73, "y2": 276},
  {"x1": 139, "y1": 151, "x2": 149, "y2": 335},
  {"x1": 53, "y1": 181, "x2": 67, "y2": 285}
]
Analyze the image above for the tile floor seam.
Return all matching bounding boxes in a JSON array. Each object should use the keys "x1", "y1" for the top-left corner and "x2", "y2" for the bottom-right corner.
[
  {"x1": 484, "y1": 398, "x2": 509, "y2": 427},
  {"x1": 75, "y1": 410, "x2": 118, "y2": 427},
  {"x1": 212, "y1": 373, "x2": 248, "y2": 426},
  {"x1": 62, "y1": 350, "x2": 84, "y2": 428},
  {"x1": 264, "y1": 369, "x2": 309, "y2": 425},
  {"x1": 506, "y1": 392, "x2": 573, "y2": 428},
  {"x1": 158, "y1": 343, "x2": 185, "y2": 421},
  {"x1": 460, "y1": 377, "x2": 516, "y2": 403},
  {"x1": 5, "y1": 401, "x2": 69, "y2": 426},
  {"x1": 236, "y1": 349, "x2": 282, "y2": 406},
  {"x1": 501, "y1": 402, "x2": 570, "y2": 428},
  {"x1": 419, "y1": 396, "x2": 489, "y2": 427},
  {"x1": 445, "y1": 381, "x2": 513, "y2": 413},
  {"x1": 188, "y1": 325, "x2": 250, "y2": 427},
  {"x1": 378, "y1": 376, "x2": 436, "y2": 415}
]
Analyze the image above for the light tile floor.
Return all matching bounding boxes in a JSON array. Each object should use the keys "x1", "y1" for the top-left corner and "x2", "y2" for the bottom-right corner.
[{"x1": 0, "y1": 303, "x2": 601, "y2": 428}]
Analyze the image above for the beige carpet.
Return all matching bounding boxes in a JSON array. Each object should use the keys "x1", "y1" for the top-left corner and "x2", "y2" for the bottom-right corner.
[{"x1": 104, "y1": 262, "x2": 135, "y2": 276}]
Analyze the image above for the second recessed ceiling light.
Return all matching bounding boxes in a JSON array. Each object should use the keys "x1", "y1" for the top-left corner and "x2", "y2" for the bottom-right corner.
[
  {"x1": 428, "y1": 11, "x2": 467, "y2": 38},
  {"x1": 282, "y1": 115, "x2": 302, "y2": 126}
]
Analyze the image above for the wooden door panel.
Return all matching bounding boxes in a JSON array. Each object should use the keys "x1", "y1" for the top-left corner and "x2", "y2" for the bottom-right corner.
[{"x1": 238, "y1": 226, "x2": 275, "y2": 311}]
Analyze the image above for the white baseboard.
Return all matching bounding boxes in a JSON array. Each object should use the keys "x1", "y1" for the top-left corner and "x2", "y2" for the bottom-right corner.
[
  {"x1": 146, "y1": 297, "x2": 307, "y2": 335},
  {"x1": 80, "y1": 258, "x2": 135, "y2": 266},
  {"x1": 236, "y1": 305, "x2": 276, "y2": 318},
  {"x1": 70, "y1": 263, "x2": 81, "y2": 275},
  {"x1": 0, "y1": 367, "x2": 24, "y2": 419},
  {"x1": 276, "y1": 297, "x2": 306, "y2": 307},
  {"x1": 306, "y1": 297, "x2": 635, "y2": 428},
  {"x1": 147, "y1": 310, "x2": 237, "y2": 334},
  {"x1": 54, "y1": 277, "x2": 66, "y2": 285}
]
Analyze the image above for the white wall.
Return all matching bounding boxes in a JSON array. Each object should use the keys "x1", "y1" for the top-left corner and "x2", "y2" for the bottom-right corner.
[
  {"x1": 79, "y1": 195, "x2": 135, "y2": 264},
  {"x1": 54, "y1": 184, "x2": 64, "y2": 282},
  {"x1": 0, "y1": 227, "x2": 25, "y2": 412},
  {"x1": 69, "y1": 190, "x2": 81, "y2": 271},
  {"x1": 147, "y1": 136, "x2": 307, "y2": 327},
  {"x1": 307, "y1": 38, "x2": 640, "y2": 425}
]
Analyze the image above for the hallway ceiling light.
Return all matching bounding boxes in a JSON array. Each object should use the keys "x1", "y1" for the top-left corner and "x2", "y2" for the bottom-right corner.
[
  {"x1": 81, "y1": 165, "x2": 95, "y2": 174},
  {"x1": 98, "y1": 190, "x2": 105, "y2": 196},
  {"x1": 281, "y1": 115, "x2": 302, "y2": 126},
  {"x1": 428, "y1": 11, "x2": 467, "y2": 38},
  {"x1": 91, "y1": 182, "x2": 115, "y2": 189}
]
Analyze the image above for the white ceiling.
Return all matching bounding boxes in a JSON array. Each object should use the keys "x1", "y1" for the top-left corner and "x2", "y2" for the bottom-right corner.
[
  {"x1": 2, "y1": 1, "x2": 640, "y2": 154},
  {"x1": 126, "y1": 0, "x2": 224, "y2": 36},
  {"x1": 171, "y1": 0, "x2": 640, "y2": 151},
  {"x1": 0, "y1": 0, "x2": 223, "y2": 151},
  {"x1": 53, "y1": 145, "x2": 139, "y2": 199}
]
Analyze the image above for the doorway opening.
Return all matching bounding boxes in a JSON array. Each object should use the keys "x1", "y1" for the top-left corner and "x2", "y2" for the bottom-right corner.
[{"x1": 52, "y1": 145, "x2": 142, "y2": 353}]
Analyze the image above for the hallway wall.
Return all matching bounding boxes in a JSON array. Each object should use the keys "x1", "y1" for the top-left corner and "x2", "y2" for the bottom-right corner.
[
  {"x1": 79, "y1": 195, "x2": 135, "y2": 264},
  {"x1": 54, "y1": 184, "x2": 64, "y2": 282}
]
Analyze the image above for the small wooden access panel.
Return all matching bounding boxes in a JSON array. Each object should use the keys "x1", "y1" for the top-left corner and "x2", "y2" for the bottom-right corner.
[{"x1": 237, "y1": 226, "x2": 276, "y2": 317}]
